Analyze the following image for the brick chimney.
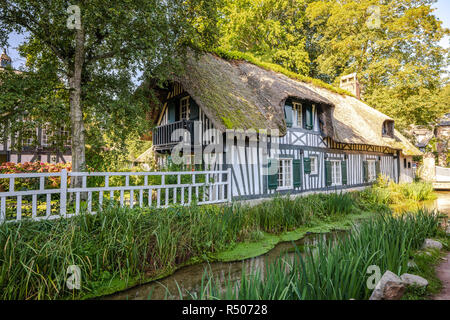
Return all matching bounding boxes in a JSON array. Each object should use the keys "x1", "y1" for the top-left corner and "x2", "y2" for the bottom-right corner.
[{"x1": 340, "y1": 73, "x2": 361, "y2": 99}]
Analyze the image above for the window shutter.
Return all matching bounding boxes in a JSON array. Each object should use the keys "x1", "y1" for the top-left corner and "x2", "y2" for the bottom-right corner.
[
  {"x1": 363, "y1": 161, "x2": 369, "y2": 183},
  {"x1": 190, "y1": 98, "x2": 199, "y2": 120},
  {"x1": 267, "y1": 159, "x2": 279, "y2": 190},
  {"x1": 168, "y1": 101, "x2": 176, "y2": 123},
  {"x1": 293, "y1": 159, "x2": 302, "y2": 188},
  {"x1": 304, "y1": 157, "x2": 311, "y2": 174},
  {"x1": 284, "y1": 105, "x2": 293, "y2": 128},
  {"x1": 325, "y1": 160, "x2": 332, "y2": 186},
  {"x1": 376, "y1": 160, "x2": 381, "y2": 177},
  {"x1": 341, "y1": 160, "x2": 348, "y2": 185},
  {"x1": 305, "y1": 105, "x2": 313, "y2": 130}
]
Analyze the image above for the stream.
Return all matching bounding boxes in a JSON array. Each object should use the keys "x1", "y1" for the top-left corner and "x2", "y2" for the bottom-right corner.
[
  {"x1": 105, "y1": 231, "x2": 346, "y2": 300},
  {"x1": 105, "y1": 191, "x2": 450, "y2": 300}
]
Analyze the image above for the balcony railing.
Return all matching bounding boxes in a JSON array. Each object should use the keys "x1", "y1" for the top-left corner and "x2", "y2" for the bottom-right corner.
[{"x1": 152, "y1": 120, "x2": 198, "y2": 150}]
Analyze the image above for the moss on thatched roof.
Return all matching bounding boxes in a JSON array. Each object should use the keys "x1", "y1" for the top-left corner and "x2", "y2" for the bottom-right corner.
[
  {"x1": 172, "y1": 50, "x2": 421, "y2": 156},
  {"x1": 175, "y1": 51, "x2": 334, "y2": 136}
]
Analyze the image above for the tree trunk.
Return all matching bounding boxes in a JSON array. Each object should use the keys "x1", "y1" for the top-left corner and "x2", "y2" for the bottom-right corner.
[{"x1": 69, "y1": 27, "x2": 86, "y2": 189}]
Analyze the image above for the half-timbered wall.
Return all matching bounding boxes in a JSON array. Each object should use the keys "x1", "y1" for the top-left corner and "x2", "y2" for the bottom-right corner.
[{"x1": 229, "y1": 128, "x2": 398, "y2": 199}]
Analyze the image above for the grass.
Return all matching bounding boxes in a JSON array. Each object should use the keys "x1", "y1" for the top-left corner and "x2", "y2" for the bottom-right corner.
[
  {"x1": 359, "y1": 175, "x2": 436, "y2": 209},
  {"x1": 0, "y1": 191, "x2": 360, "y2": 300},
  {"x1": 175, "y1": 210, "x2": 442, "y2": 300},
  {"x1": 0, "y1": 180, "x2": 442, "y2": 300}
]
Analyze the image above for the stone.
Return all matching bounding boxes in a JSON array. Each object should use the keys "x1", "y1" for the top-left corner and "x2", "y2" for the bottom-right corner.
[
  {"x1": 400, "y1": 273, "x2": 428, "y2": 288},
  {"x1": 422, "y1": 239, "x2": 443, "y2": 250},
  {"x1": 369, "y1": 271, "x2": 406, "y2": 300}
]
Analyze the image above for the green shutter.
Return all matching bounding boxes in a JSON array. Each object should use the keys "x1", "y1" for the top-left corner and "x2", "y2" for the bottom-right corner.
[
  {"x1": 325, "y1": 160, "x2": 332, "y2": 186},
  {"x1": 363, "y1": 161, "x2": 369, "y2": 183},
  {"x1": 376, "y1": 160, "x2": 381, "y2": 178},
  {"x1": 168, "y1": 101, "x2": 176, "y2": 123},
  {"x1": 341, "y1": 160, "x2": 347, "y2": 185},
  {"x1": 284, "y1": 105, "x2": 293, "y2": 128},
  {"x1": 267, "y1": 159, "x2": 279, "y2": 190},
  {"x1": 190, "y1": 97, "x2": 199, "y2": 120},
  {"x1": 305, "y1": 105, "x2": 313, "y2": 130},
  {"x1": 304, "y1": 157, "x2": 311, "y2": 174},
  {"x1": 293, "y1": 159, "x2": 302, "y2": 188}
]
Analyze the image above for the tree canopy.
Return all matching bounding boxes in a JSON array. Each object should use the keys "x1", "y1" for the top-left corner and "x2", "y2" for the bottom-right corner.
[
  {"x1": 217, "y1": 0, "x2": 449, "y2": 130},
  {"x1": 0, "y1": 0, "x2": 220, "y2": 173}
]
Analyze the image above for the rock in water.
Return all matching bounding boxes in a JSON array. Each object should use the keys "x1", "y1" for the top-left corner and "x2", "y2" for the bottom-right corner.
[
  {"x1": 422, "y1": 239, "x2": 443, "y2": 250},
  {"x1": 400, "y1": 273, "x2": 429, "y2": 288},
  {"x1": 369, "y1": 271, "x2": 406, "y2": 300}
]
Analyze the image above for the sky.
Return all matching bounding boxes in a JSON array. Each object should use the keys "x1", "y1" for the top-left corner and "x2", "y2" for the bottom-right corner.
[{"x1": 3, "y1": 0, "x2": 450, "y2": 70}]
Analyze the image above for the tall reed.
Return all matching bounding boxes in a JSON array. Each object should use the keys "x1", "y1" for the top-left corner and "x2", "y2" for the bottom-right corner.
[{"x1": 182, "y1": 210, "x2": 440, "y2": 300}]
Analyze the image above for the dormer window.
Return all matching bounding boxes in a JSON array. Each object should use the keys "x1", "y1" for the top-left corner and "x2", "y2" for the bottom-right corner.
[
  {"x1": 382, "y1": 120, "x2": 394, "y2": 138},
  {"x1": 284, "y1": 99, "x2": 315, "y2": 130}
]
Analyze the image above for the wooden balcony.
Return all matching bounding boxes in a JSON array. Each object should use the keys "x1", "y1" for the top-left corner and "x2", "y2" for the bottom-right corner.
[{"x1": 152, "y1": 120, "x2": 198, "y2": 151}]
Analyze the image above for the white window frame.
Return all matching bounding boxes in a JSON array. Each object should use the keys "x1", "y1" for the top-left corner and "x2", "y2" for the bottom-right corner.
[
  {"x1": 367, "y1": 159, "x2": 377, "y2": 182},
  {"x1": 310, "y1": 156, "x2": 318, "y2": 175},
  {"x1": 277, "y1": 158, "x2": 293, "y2": 190},
  {"x1": 330, "y1": 160, "x2": 342, "y2": 186},
  {"x1": 292, "y1": 102, "x2": 302, "y2": 128},
  {"x1": 180, "y1": 96, "x2": 190, "y2": 120}
]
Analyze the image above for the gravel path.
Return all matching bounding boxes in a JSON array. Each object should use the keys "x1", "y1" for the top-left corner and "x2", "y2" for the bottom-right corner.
[{"x1": 433, "y1": 252, "x2": 450, "y2": 300}]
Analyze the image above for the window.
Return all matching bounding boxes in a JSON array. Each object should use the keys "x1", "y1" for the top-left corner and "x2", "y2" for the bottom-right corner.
[
  {"x1": 310, "y1": 156, "x2": 318, "y2": 175},
  {"x1": 368, "y1": 160, "x2": 377, "y2": 182},
  {"x1": 180, "y1": 96, "x2": 190, "y2": 120},
  {"x1": 278, "y1": 159, "x2": 293, "y2": 190},
  {"x1": 293, "y1": 102, "x2": 302, "y2": 127},
  {"x1": 42, "y1": 126, "x2": 51, "y2": 147},
  {"x1": 330, "y1": 160, "x2": 342, "y2": 186},
  {"x1": 382, "y1": 120, "x2": 394, "y2": 137}
]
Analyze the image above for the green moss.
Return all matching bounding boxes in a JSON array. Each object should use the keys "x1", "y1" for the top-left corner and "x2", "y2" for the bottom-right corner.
[
  {"x1": 211, "y1": 48, "x2": 354, "y2": 97},
  {"x1": 221, "y1": 117, "x2": 234, "y2": 129},
  {"x1": 211, "y1": 211, "x2": 373, "y2": 262}
]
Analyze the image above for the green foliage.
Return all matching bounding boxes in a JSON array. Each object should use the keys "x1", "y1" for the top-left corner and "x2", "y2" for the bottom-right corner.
[
  {"x1": 0, "y1": 191, "x2": 364, "y2": 300},
  {"x1": 180, "y1": 210, "x2": 440, "y2": 300},
  {"x1": 359, "y1": 175, "x2": 436, "y2": 208},
  {"x1": 0, "y1": 0, "x2": 221, "y2": 170},
  {"x1": 215, "y1": 0, "x2": 449, "y2": 129}
]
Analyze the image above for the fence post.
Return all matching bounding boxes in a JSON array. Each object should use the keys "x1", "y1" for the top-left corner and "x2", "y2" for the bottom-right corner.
[
  {"x1": 227, "y1": 167, "x2": 232, "y2": 203},
  {"x1": 60, "y1": 169, "x2": 67, "y2": 217}
]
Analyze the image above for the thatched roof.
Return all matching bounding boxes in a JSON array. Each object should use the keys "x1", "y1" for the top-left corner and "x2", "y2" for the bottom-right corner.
[
  {"x1": 299, "y1": 83, "x2": 421, "y2": 156},
  {"x1": 174, "y1": 52, "x2": 333, "y2": 137},
  {"x1": 170, "y1": 52, "x2": 421, "y2": 156}
]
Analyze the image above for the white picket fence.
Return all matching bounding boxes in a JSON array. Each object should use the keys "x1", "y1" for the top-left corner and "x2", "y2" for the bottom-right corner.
[{"x1": 0, "y1": 168, "x2": 232, "y2": 224}]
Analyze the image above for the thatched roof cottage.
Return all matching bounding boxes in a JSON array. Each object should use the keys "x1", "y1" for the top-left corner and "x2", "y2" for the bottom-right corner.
[{"x1": 148, "y1": 51, "x2": 420, "y2": 199}]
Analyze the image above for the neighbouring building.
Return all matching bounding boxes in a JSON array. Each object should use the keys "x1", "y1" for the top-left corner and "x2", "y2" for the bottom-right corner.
[
  {"x1": 144, "y1": 52, "x2": 421, "y2": 199},
  {"x1": 0, "y1": 49, "x2": 72, "y2": 164},
  {"x1": 410, "y1": 113, "x2": 450, "y2": 167}
]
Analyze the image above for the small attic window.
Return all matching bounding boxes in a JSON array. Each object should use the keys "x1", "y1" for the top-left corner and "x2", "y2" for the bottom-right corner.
[{"x1": 382, "y1": 120, "x2": 394, "y2": 138}]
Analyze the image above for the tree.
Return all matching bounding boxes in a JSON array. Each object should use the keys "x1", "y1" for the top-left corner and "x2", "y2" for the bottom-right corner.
[
  {"x1": 305, "y1": 0, "x2": 449, "y2": 127},
  {"x1": 0, "y1": 0, "x2": 219, "y2": 186},
  {"x1": 218, "y1": 0, "x2": 312, "y2": 75}
]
